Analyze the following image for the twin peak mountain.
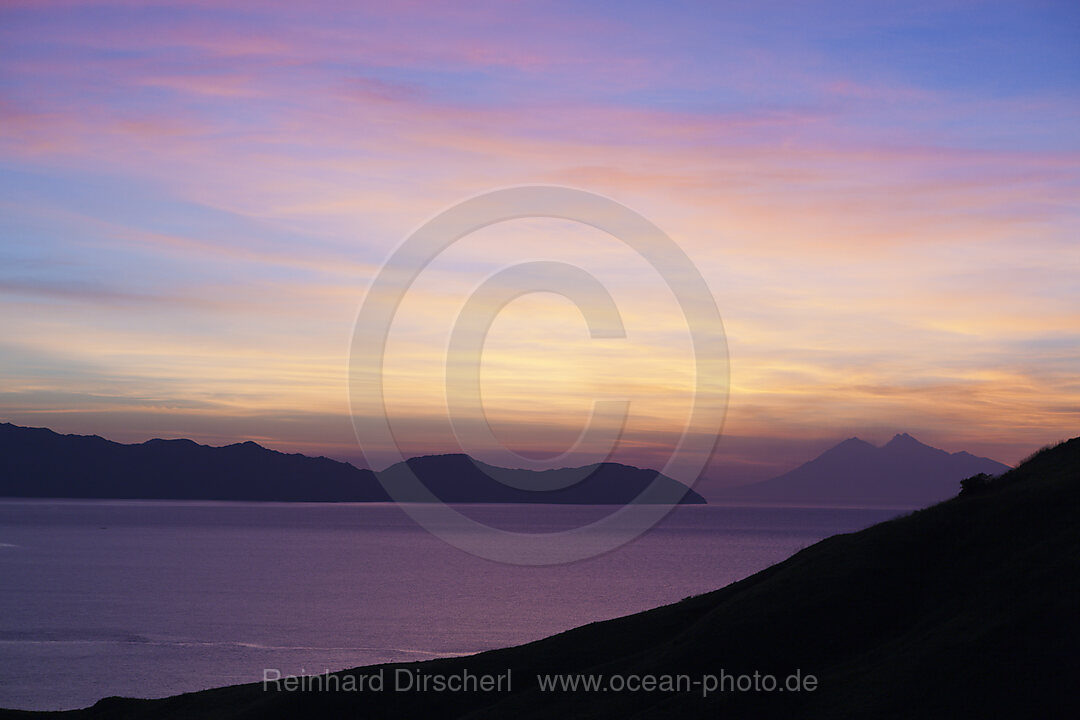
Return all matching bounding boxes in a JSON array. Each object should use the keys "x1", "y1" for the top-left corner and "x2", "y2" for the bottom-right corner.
[{"x1": 718, "y1": 433, "x2": 1009, "y2": 506}]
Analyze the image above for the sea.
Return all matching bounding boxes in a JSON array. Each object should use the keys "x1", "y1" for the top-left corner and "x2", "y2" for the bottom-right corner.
[{"x1": 0, "y1": 500, "x2": 908, "y2": 710}]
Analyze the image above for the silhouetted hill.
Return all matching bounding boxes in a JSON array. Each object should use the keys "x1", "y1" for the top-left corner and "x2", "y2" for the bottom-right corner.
[
  {"x1": 0, "y1": 422, "x2": 388, "y2": 502},
  {"x1": 0, "y1": 423, "x2": 702, "y2": 504},
  {"x1": 14, "y1": 435, "x2": 1076, "y2": 718},
  {"x1": 719, "y1": 433, "x2": 1010, "y2": 506},
  {"x1": 380, "y1": 453, "x2": 705, "y2": 504}
]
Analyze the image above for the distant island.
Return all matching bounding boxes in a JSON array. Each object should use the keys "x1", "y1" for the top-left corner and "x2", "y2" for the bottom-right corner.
[
  {"x1": 0, "y1": 423, "x2": 704, "y2": 505},
  {"x1": 717, "y1": 432, "x2": 1009, "y2": 506},
  {"x1": 6, "y1": 436, "x2": 1075, "y2": 718},
  {"x1": 0, "y1": 423, "x2": 1013, "y2": 507}
]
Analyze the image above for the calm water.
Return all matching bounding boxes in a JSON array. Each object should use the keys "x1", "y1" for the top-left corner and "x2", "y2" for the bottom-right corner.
[{"x1": 0, "y1": 500, "x2": 906, "y2": 710}]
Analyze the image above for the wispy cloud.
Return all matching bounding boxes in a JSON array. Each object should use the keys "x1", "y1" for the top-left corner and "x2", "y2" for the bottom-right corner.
[{"x1": 1, "y1": 0, "x2": 1077, "y2": 494}]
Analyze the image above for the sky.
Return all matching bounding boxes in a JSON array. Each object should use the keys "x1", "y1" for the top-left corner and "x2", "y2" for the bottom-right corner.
[{"x1": 1, "y1": 0, "x2": 1078, "y2": 497}]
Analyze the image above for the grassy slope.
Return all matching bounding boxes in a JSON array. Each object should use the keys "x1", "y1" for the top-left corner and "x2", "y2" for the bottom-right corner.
[{"x1": 5, "y1": 438, "x2": 1079, "y2": 719}]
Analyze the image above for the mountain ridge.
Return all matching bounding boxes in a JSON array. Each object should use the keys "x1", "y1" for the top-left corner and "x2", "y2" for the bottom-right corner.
[{"x1": 0, "y1": 422, "x2": 703, "y2": 505}]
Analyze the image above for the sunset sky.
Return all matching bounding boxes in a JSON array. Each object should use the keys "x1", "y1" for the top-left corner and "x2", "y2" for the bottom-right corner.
[{"x1": 1, "y1": 1, "x2": 1078, "y2": 496}]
